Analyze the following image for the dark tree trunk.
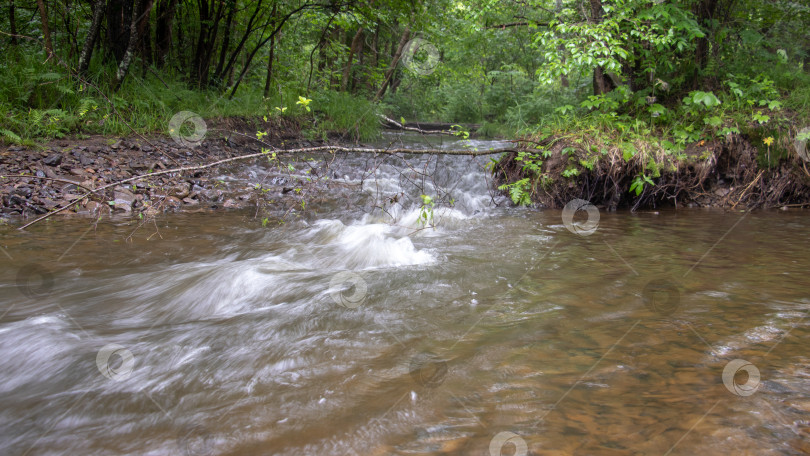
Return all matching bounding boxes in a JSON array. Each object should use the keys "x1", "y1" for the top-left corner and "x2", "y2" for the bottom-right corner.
[
  {"x1": 341, "y1": 27, "x2": 363, "y2": 92},
  {"x1": 78, "y1": 0, "x2": 106, "y2": 74},
  {"x1": 263, "y1": 32, "x2": 276, "y2": 97},
  {"x1": 105, "y1": 0, "x2": 134, "y2": 63},
  {"x1": 137, "y1": 0, "x2": 153, "y2": 68},
  {"x1": 154, "y1": 0, "x2": 179, "y2": 67},
  {"x1": 9, "y1": 0, "x2": 18, "y2": 45},
  {"x1": 58, "y1": 0, "x2": 79, "y2": 60},
  {"x1": 691, "y1": 0, "x2": 719, "y2": 89},
  {"x1": 216, "y1": 0, "x2": 264, "y2": 83},
  {"x1": 115, "y1": 0, "x2": 143, "y2": 89},
  {"x1": 375, "y1": 25, "x2": 410, "y2": 100},
  {"x1": 192, "y1": 0, "x2": 225, "y2": 86},
  {"x1": 316, "y1": 28, "x2": 330, "y2": 74},
  {"x1": 226, "y1": 0, "x2": 312, "y2": 98},
  {"x1": 36, "y1": 0, "x2": 54, "y2": 57},
  {"x1": 214, "y1": 0, "x2": 237, "y2": 82},
  {"x1": 589, "y1": 0, "x2": 613, "y2": 95},
  {"x1": 352, "y1": 31, "x2": 364, "y2": 93}
]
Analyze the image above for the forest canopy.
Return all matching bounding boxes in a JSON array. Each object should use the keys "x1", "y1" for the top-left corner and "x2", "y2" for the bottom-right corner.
[{"x1": 1, "y1": 0, "x2": 809, "y2": 142}]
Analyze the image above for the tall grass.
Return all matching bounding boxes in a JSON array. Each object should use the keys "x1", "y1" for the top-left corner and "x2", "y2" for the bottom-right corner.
[{"x1": 312, "y1": 90, "x2": 380, "y2": 141}]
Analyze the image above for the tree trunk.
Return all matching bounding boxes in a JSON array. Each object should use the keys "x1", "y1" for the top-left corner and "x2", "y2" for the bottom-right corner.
[
  {"x1": 216, "y1": 0, "x2": 265, "y2": 83},
  {"x1": 352, "y1": 32, "x2": 365, "y2": 93},
  {"x1": 154, "y1": 0, "x2": 179, "y2": 67},
  {"x1": 9, "y1": 0, "x2": 18, "y2": 45},
  {"x1": 375, "y1": 26, "x2": 410, "y2": 100},
  {"x1": 78, "y1": 0, "x2": 106, "y2": 74},
  {"x1": 191, "y1": 0, "x2": 222, "y2": 86},
  {"x1": 370, "y1": 26, "x2": 379, "y2": 68},
  {"x1": 592, "y1": 67, "x2": 614, "y2": 95},
  {"x1": 197, "y1": 0, "x2": 227, "y2": 86},
  {"x1": 556, "y1": 0, "x2": 568, "y2": 87},
  {"x1": 341, "y1": 28, "x2": 363, "y2": 92},
  {"x1": 589, "y1": 0, "x2": 613, "y2": 95},
  {"x1": 227, "y1": 1, "x2": 313, "y2": 98},
  {"x1": 105, "y1": 0, "x2": 134, "y2": 63},
  {"x1": 315, "y1": 27, "x2": 331, "y2": 74},
  {"x1": 263, "y1": 32, "x2": 276, "y2": 97},
  {"x1": 328, "y1": 27, "x2": 343, "y2": 88},
  {"x1": 691, "y1": 0, "x2": 719, "y2": 89},
  {"x1": 138, "y1": 0, "x2": 154, "y2": 67},
  {"x1": 214, "y1": 0, "x2": 237, "y2": 82},
  {"x1": 36, "y1": 0, "x2": 54, "y2": 57},
  {"x1": 366, "y1": 26, "x2": 379, "y2": 91},
  {"x1": 115, "y1": 0, "x2": 142, "y2": 90}
]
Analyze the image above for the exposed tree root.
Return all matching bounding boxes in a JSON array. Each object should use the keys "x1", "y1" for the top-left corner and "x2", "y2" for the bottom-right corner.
[{"x1": 493, "y1": 133, "x2": 810, "y2": 210}]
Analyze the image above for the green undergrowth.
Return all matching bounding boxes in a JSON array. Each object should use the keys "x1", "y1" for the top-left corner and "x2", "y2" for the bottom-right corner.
[
  {"x1": 0, "y1": 50, "x2": 380, "y2": 145},
  {"x1": 496, "y1": 71, "x2": 810, "y2": 207}
]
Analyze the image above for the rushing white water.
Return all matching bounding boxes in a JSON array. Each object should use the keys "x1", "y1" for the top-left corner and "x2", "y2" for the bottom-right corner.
[{"x1": 1, "y1": 133, "x2": 809, "y2": 456}]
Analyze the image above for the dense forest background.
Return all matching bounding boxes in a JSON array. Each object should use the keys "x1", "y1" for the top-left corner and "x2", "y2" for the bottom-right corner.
[{"x1": 1, "y1": 0, "x2": 809, "y2": 144}]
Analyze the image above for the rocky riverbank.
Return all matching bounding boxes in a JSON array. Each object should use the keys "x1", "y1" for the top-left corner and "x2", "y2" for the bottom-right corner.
[{"x1": 0, "y1": 118, "x2": 340, "y2": 226}]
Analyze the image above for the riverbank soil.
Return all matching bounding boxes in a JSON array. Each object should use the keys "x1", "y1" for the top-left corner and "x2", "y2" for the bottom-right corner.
[{"x1": 494, "y1": 131, "x2": 810, "y2": 210}]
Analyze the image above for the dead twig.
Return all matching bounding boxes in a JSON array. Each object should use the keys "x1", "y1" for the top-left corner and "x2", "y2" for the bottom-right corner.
[{"x1": 731, "y1": 170, "x2": 764, "y2": 209}]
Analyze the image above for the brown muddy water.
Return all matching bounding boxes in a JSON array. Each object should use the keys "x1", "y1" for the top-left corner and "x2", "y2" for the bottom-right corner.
[{"x1": 1, "y1": 135, "x2": 809, "y2": 455}]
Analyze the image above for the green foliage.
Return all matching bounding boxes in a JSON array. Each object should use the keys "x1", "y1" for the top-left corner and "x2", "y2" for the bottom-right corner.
[
  {"x1": 312, "y1": 90, "x2": 380, "y2": 141},
  {"x1": 419, "y1": 194, "x2": 435, "y2": 227},
  {"x1": 535, "y1": 0, "x2": 703, "y2": 92},
  {"x1": 498, "y1": 178, "x2": 532, "y2": 206},
  {"x1": 630, "y1": 174, "x2": 655, "y2": 196},
  {"x1": 0, "y1": 0, "x2": 807, "y2": 154},
  {"x1": 684, "y1": 91, "x2": 721, "y2": 110}
]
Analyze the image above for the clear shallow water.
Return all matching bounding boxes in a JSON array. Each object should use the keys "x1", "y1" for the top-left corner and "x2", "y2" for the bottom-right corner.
[{"x1": 1, "y1": 134, "x2": 809, "y2": 455}]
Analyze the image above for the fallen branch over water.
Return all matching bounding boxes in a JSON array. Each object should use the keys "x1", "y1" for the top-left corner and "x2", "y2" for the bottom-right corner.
[
  {"x1": 13, "y1": 144, "x2": 515, "y2": 230},
  {"x1": 378, "y1": 115, "x2": 459, "y2": 135}
]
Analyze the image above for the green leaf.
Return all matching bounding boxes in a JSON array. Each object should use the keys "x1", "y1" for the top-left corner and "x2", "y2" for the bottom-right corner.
[
  {"x1": 622, "y1": 143, "x2": 637, "y2": 161},
  {"x1": 704, "y1": 116, "x2": 723, "y2": 128}
]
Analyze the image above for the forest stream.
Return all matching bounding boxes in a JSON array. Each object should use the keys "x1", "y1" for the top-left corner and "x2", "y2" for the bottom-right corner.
[{"x1": 1, "y1": 134, "x2": 809, "y2": 455}]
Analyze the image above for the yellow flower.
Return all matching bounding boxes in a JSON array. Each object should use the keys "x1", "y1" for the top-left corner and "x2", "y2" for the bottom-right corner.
[{"x1": 763, "y1": 136, "x2": 774, "y2": 146}]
